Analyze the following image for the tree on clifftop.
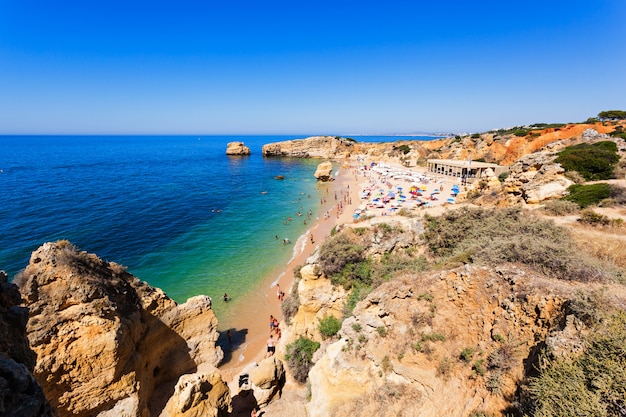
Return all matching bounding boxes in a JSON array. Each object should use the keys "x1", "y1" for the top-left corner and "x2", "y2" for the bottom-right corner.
[{"x1": 598, "y1": 110, "x2": 626, "y2": 121}]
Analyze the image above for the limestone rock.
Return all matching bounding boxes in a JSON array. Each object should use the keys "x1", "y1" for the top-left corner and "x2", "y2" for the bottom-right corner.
[
  {"x1": 498, "y1": 152, "x2": 574, "y2": 204},
  {"x1": 301, "y1": 264, "x2": 605, "y2": 417},
  {"x1": 0, "y1": 270, "x2": 56, "y2": 417},
  {"x1": 262, "y1": 136, "x2": 353, "y2": 158},
  {"x1": 17, "y1": 241, "x2": 224, "y2": 417},
  {"x1": 0, "y1": 355, "x2": 58, "y2": 417},
  {"x1": 287, "y1": 264, "x2": 346, "y2": 341},
  {"x1": 0, "y1": 270, "x2": 35, "y2": 371},
  {"x1": 245, "y1": 356, "x2": 286, "y2": 407},
  {"x1": 161, "y1": 368, "x2": 230, "y2": 417},
  {"x1": 582, "y1": 128, "x2": 610, "y2": 141},
  {"x1": 226, "y1": 142, "x2": 251, "y2": 155},
  {"x1": 314, "y1": 162, "x2": 333, "y2": 182}
]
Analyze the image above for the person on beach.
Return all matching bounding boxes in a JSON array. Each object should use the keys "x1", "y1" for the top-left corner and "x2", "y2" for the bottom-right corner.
[
  {"x1": 266, "y1": 335, "x2": 275, "y2": 358},
  {"x1": 276, "y1": 284, "x2": 281, "y2": 300},
  {"x1": 223, "y1": 293, "x2": 229, "y2": 302},
  {"x1": 270, "y1": 315, "x2": 275, "y2": 332}
]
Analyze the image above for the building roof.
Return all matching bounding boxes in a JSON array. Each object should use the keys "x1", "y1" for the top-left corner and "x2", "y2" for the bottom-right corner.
[{"x1": 426, "y1": 159, "x2": 502, "y2": 169}]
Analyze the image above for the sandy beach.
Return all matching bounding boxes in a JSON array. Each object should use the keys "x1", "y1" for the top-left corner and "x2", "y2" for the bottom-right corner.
[{"x1": 217, "y1": 157, "x2": 465, "y2": 384}]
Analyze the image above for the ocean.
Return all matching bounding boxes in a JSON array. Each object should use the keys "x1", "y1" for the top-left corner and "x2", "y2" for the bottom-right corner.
[{"x1": 0, "y1": 135, "x2": 440, "y2": 321}]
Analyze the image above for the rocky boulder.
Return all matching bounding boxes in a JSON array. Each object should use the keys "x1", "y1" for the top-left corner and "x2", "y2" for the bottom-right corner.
[
  {"x1": 162, "y1": 368, "x2": 230, "y2": 417},
  {"x1": 313, "y1": 162, "x2": 333, "y2": 182},
  {"x1": 226, "y1": 142, "x2": 251, "y2": 155},
  {"x1": 241, "y1": 356, "x2": 286, "y2": 408},
  {"x1": 17, "y1": 241, "x2": 224, "y2": 417}
]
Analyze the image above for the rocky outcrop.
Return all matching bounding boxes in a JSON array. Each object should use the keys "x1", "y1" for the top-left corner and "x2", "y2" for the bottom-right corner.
[
  {"x1": 17, "y1": 241, "x2": 225, "y2": 417},
  {"x1": 501, "y1": 152, "x2": 574, "y2": 204},
  {"x1": 305, "y1": 265, "x2": 605, "y2": 417},
  {"x1": 226, "y1": 142, "x2": 251, "y2": 155},
  {"x1": 240, "y1": 356, "x2": 286, "y2": 408},
  {"x1": 0, "y1": 271, "x2": 56, "y2": 417},
  {"x1": 262, "y1": 136, "x2": 354, "y2": 158},
  {"x1": 313, "y1": 162, "x2": 333, "y2": 182},
  {"x1": 284, "y1": 264, "x2": 346, "y2": 342},
  {"x1": 162, "y1": 369, "x2": 230, "y2": 417}
]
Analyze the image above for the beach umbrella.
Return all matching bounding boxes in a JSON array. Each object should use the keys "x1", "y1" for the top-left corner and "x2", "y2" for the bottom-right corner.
[{"x1": 447, "y1": 198, "x2": 455, "y2": 203}]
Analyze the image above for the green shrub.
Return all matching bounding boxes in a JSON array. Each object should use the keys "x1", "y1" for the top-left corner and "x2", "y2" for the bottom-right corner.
[
  {"x1": 564, "y1": 183, "x2": 612, "y2": 208},
  {"x1": 343, "y1": 283, "x2": 371, "y2": 315},
  {"x1": 498, "y1": 171, "x2": 509, "y2": 182},
  {"x1": 555, "y1": 141, "x2": 619, "y2": 180},
  {"x1": 318, "y1": 233, "x2": 368, "y2": 288},
  {"x1": 579, "y1": 209, "x2": 610, "y2": 226},
  {"x1": 318, "y1": 314, "x2": 342, "y2": 339},
  {"x1": 460, "y1": 347, "x2": 476, "y2": 363},
  {"x1": 281, "y1": 268, "x2": 302, "y2": 323},
  {"x1": 393, "y1": 144, "x2": 411, "y2": 154},
  {"x1": 471, "y1": 133, "x2": 481, "y2": 139},
  {"x1": 421, "y1": 332, "x2": 446, "y2": 342},
  {"x1": 285, "y1": 336, "x2": 321, "y2": 383},
  {"x1": 473, "y1": 359, "x2": 486, "y2": 376},
  {"x1": 377, "y1": 326, "x2": 388, "y2": 337}
]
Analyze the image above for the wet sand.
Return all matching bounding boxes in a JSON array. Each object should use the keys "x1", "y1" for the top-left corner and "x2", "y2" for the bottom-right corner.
[{"x1": 217, "y1": 161, "x2": 362, "y2": 382}]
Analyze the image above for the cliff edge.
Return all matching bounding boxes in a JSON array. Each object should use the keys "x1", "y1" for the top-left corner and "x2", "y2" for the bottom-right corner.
[{"x1": 16, "y1": 241, "x2": 227, "y2": 417}]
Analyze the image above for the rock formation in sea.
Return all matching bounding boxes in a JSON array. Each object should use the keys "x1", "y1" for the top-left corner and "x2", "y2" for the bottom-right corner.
[
  {"x1": 226, "y1": 141, "x2": 251, "y2": 155},
  {"x1": 16, "y1": 241, "x2": 228, "y2": 417},
  {"x1": 313, "y1": 161, "x2": 333, "y2": 182},
  {"x1": 0, "y1": 270, "x2": 56, "y2": 417},
  {"x1": 262, "y1": 136, "x2": 354, "y2": 158}
]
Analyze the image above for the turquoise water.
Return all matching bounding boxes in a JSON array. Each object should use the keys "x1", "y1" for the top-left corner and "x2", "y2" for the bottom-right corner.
[{"x1": 0, "y1": 135, "x2": 440, "y2": 320}]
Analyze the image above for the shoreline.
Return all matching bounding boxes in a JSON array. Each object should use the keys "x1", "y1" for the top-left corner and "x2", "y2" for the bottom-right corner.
[
  {"x1": 216, "y1": 160, "x2": 362, "y2": 383},
  {"x1": 215, "y1": 157, "x2": 465, "y2": 384}
]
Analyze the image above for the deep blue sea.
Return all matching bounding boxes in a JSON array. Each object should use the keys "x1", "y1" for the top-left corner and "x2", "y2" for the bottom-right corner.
[{"x1": 0, "y1": 135, "x2": 439, "y2": 321}]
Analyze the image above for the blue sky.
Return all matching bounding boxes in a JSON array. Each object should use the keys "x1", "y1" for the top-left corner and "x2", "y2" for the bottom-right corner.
[{"x1": 0, "y1": 0, "x2": 624, "y2": 135}]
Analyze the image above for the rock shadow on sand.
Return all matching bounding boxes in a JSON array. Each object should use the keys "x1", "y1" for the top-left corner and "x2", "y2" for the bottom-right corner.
[{"x1": 218, "y1": 327, "x2": 248, "y2": 364}]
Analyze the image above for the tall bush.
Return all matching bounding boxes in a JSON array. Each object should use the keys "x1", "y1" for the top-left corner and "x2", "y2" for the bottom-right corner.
[{"x1": 285, "y1": 336, "x2": 320, "y2": 383}]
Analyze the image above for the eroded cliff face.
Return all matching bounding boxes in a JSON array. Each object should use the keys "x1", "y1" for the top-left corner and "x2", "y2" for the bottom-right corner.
[
  {"x1": 287, "y1": 262, "x2": 619, "y2": 417},
  {"x1": 0, "y1": 270, "x2": 56, "y2": 417},
  {"x1": 17, "y1": 241, "x2": 227, "y2": 417},
  {"x1": 262, "y1": 136, "x2": 355, "y2": 158}
]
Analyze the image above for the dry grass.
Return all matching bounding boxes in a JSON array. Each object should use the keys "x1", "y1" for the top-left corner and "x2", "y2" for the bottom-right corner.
[{"x1": 569, "y1": 226, "x2": 626, "y2": 269}]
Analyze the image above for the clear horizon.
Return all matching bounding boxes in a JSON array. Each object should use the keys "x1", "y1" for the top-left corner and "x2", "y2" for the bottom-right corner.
[{"x1": 1, "y1": 0, "x2": 625, "y2": 135}]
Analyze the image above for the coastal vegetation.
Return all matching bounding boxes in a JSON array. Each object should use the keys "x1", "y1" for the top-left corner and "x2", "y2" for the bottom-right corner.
[
  {"x1": 423, "y1": 207, "x2": 620, "y2": 283},
  {"x1": 318, "y1": 314, "x2": 341, "y2": 339},
  {"x1": 598, "y1": 109, "x2": 626, "y2": 121},
  {"x1": 555, "y1": 141, "x2": 619, "y2": 181},
  {"x1": 564, "y1": 183, "x2": 612, "y2": 207},
  {"x1": 526, "y1": 309, "x2": 626, "y2": 417},
  {"x1": 285, "y1": 336, "x2": 320, "y2": 383}
]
